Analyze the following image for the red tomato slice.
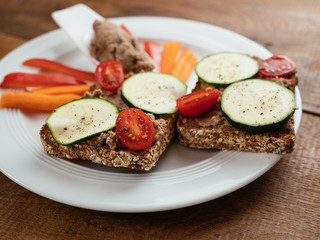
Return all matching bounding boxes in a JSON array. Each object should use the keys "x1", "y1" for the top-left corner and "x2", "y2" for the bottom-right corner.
[
  {"x1": 95, "y1": 60, "x2": 124, "y2": 92},
  {"x1": 176, "y1": 88, "x2": 219, "y2": 117},
  {"x1": 116, "y1": 108, "x2": 155, "y2": 150},
  {"x1": 259, "y1": 55, "x2": 296, "y2": 78}
]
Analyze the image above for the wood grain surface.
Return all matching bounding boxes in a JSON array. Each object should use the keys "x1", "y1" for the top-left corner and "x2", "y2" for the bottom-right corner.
[{"x1": 0, "y1": 0, "x2": 319, "y2": 239}]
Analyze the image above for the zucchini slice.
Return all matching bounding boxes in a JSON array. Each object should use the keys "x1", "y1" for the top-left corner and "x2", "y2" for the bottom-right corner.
[
  {"x1": 46, "y1": 98, "x2": 119, "y2": 145},
  {"x1": 121, "y1": 72, "x2": 187, "y2": 114},
  {"x1": 195, "y1": 52, "x2": 258, "y2": 86},
  {"x1": 221, "y1": 79, "x2": 296, "y2": 133}
]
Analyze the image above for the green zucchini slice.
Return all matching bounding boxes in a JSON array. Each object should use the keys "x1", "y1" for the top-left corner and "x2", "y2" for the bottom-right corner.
[
  {"x1": 46, "y1": 98, "x2": 119, "y2": 145},
  {"x1": 195, "y1": 52, "x2": 259, "y2": 86},
  {"x1": 221, "y1": 79, "x2": 296, "y2": 133},
  {"x1": 121, "y1": 72, "x2": 187, "y2": 114}
]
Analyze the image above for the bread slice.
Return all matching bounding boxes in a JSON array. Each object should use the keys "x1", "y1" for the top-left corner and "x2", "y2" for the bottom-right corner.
[
  {"x1": 177, "y1": 61, "x2": 298, "y2": 154},
  {"x1": 40, "y1": 84, "x2": 177, "y2": 172}
]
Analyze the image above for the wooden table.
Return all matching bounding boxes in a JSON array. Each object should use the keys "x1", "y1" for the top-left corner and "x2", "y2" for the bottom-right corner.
[{"x1": 1, "y1": 0, "x2": 319, "y2": 239}]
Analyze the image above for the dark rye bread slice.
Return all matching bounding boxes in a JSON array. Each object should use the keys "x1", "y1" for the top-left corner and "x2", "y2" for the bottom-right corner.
[
  {"x1": 177, "y1": 66, "x2": 298, "y2": 154},
  {"x1": 40, "y1": 84, "x2": 177, "y2": 172}
]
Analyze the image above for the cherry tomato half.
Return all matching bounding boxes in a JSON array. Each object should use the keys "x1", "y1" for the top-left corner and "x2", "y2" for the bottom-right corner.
[
  {"x1": 259, "y1": 55, "x2": 296, "y2": 78},
  {"x1": 95, "y1": 60, "x2": 124, "y2": 92},
  {"x1": 116, "y1": 108, "x2": 155, "y2": 150},
  {"x1": 176, "y1": 88, "x2": 219, "y2": 117}
]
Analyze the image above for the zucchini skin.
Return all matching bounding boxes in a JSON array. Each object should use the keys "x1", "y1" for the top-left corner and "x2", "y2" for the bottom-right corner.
[
  {"x1": 195, "y1": 52, "x2": 259, "y2": 87},
  {"x1": 221, "y1": 110, "x2": 294, "y2": 134},
  {"x1": 48, "y1": 128, "x2": 114, "y2": 146}
]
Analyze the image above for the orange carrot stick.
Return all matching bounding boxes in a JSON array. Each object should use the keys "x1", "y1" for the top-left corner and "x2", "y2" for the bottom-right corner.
[
  {"x1": 31, "y1": 84, "x2": 90, "y2": 95},
  {"x1": 171, "y1": 49, "x2": 197, "y2": 82},
  {"x1": 160, "y1": 42, "x2": 181, "y2": 74},
  {"x1": 0, "y1": 92, "x2": 80, "y2": 112}
]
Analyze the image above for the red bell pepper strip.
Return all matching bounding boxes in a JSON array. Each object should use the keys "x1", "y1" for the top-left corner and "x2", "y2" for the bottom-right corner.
[
  {"x1": 0, "y1": 72, "x2": 86, "y2": 88},
  {"x1": 144, "y1": 41, "x2": 162, "y2": 71},
  {"x1": 22, "y1": 58, "x2": 96, "y2": 82},
  {"x1": 120, "y1": 24, "x2": 133, "y2": 36}
]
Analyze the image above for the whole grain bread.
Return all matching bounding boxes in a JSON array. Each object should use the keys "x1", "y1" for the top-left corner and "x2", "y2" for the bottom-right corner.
[
  {"x1": 40, "y1": 84, "x2": 177, "y2": 172},
  {"x1": 177, "y1": 58, "x2": 298, "y2": 154}
]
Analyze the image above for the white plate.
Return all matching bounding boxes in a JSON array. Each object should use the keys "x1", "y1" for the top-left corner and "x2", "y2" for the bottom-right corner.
[{"x1": 0, "y1": 17, "x2": 302, "y2": 213}]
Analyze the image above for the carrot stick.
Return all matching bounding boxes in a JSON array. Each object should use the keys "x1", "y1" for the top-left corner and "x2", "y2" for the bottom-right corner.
[
  {"x1": 31, "y1": 84, "x2": 90, "y2": 95},
  {"x1": 0, "y1": 92, "x2": 80, "y2": 112},
  {"x1": 171, "y1": 49, "x2": 197, "y2": 82},
  {"x1": 160, "y1": 42, "x2": 181, "y2": 74}
]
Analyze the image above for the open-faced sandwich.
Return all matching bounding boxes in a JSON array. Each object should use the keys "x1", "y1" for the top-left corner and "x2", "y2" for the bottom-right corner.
[
  {"x1": 39, "y1": 20, "x2": 187, "y2": 172},
  {"x1": 176, "y1": 52, "x2": 298, "y2": 154},
  {"x1": 40, "y1": 72, "x2": 186, "y2": 172}
]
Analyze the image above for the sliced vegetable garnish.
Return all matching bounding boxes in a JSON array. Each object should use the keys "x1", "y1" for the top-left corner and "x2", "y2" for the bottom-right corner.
[
  {"x1": 160, "y1": 41, "x2": 181, "y2": 74},
  {"x1": 116, "y1": 108, "x2": 155, "y2": 150},
  {"x1": 31, "y1": 84, "x2": 90, "y2": 95},
  {"x1": 176, "y1": 88, "x2": 219, "y2": 117},
  {"x1": 95, "y1": 60, "x2": 124, "y2": 92},
  {"x1": 221, "y1": 79, "x2": 296, "y2": 133},
  {"x1": 195, "y1": 52, "x2": 259, "y2": 86},
  {"x1": 23, "y1": 58, "x2": 96, "y2": 82},
  {"x1": 171, "y1": 49, "x2": 197, "y2": 82},
  {"x1": 0, "y1": 92, "x2": 79, "y2": 112},
  {"x1": 144, "y1": 41, "x2": 162, "y2": 71},
  {"x1": 46, "y1": 98, "x2": 119, "y2": 145},
  {"x1": 121, "y1": 72, "x2": 187, "y2": 114},
  {"x1": 259, "y1": 55, "x2": 296, "y2": 78},
  {"x1": 0, "y1": 72, "x2": 86, "y2": 88}
]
